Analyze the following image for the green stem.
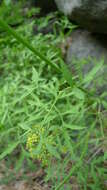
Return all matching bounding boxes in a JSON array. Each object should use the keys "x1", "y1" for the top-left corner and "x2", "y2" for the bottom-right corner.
[
  {"x1": 0, "y1": 19, "x2": 60, "y2": 73},
  {"x1": 0, "y1": 19, "x2": 102, "y2": 102},
  {"x1": 55, "y1": 132, "x2": 90, "y2": 190}
]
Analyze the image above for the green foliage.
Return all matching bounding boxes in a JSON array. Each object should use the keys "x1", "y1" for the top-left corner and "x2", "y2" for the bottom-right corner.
[
  {"x1": 0, "y1": 3, "x2": 106, "y2": 189},
  {"x1": 0, "y1": 0, "x2": 24, "y2": 28}
]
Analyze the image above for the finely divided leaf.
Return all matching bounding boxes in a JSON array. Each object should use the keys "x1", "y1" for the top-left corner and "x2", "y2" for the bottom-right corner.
[
  {"x1": 0, "y1": 141, "x2": 19, "y2": 160},
  {"x1": 83, "y1": 59, "x2": 104, "y2": 85}
]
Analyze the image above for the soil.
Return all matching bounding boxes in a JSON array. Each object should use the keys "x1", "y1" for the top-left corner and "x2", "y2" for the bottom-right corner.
[{"x1": 0, "y1": 163, "x2": 50, "y2": 190}]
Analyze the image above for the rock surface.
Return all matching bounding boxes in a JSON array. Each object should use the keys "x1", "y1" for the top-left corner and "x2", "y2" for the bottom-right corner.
[
  {"x1": 32, "y1": 0, "x2": 107, "y2": 95},
  {"x1": 66, "y1": 29, "x2": 107, "y2": 95},
  {"x1": 55, "y1": 0, "x2": 107, "y2": 34}
]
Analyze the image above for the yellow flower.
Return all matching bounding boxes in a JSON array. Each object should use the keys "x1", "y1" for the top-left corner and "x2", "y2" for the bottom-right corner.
[{"x1": 26, "y1": 125, "x2": 54, "y2": 166}]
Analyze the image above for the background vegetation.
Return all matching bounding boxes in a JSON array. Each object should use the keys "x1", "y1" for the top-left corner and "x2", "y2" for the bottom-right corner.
[{"x1": 0, "y1": 1, "x2": 106, "y2": 189}]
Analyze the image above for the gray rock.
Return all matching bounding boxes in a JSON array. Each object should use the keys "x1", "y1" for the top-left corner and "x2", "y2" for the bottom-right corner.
[
  {"x1": 55, "y1": 0, "x2": 107, "y2": 34},
  {"x1": 66, "y1": 30, "x2": 107, "y2": 95},
  {"x1": 55, "y1": 0, "x2": 81, "y2": 15}
]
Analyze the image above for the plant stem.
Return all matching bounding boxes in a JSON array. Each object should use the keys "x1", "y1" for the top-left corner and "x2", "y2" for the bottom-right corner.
[
  {"x1": 0, "y1": 19, "x2": 60, "y2": 73},
  {"x1": 0, "y1": 19, "x2": 102, "y2": 101},
  {"x1": 55, "y1": 132, "x2": 90, "y2": 190}
]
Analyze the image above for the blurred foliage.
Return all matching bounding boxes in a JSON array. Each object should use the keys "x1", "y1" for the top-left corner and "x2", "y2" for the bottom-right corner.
[{"x1": 0, "y1": 2, "x2": 106, "y2": 190}]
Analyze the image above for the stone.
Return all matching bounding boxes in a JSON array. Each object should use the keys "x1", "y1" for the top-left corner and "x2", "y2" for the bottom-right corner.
[
  {"x1": 66, "y1": 29, "x2": 107, "y2": 95},
  {"x1": 55, "y1": 0, "x2": 107, "y2": 34}
]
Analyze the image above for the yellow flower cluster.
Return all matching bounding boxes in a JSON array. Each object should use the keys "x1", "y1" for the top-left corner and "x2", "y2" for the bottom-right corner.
[
  {"x1": 26, "y1": 133, "x2": 39, "y2": 157},
  {"x1": 26, "y1": 125, "x2": 53, "y2": 166}
]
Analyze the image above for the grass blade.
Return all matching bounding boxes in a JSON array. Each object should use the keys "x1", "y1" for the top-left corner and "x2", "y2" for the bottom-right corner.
[
  {"x1": 0, "y1": 19, "x2": 60, "y2": 72},
  {"x1": 55, "y1": 132, "x2": 90, "y2": 190},
  {"x1": 60, "y1": 59, "x2": 74, "y2": 87},
  {"x1": 0, "y1": 19, "x2": 99, "y2": 100},
  {"x1": 0, "y1": 141, "x2": 19, "y2": 160},
  {"x1": 83, "y1": 59, "x2": 104, "y2": 85}
]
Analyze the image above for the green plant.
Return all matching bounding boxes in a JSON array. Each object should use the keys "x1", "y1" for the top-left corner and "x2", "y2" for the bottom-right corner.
[
  {"x1": 0, "y1": 5, "x2": 106, "y2": 189},
  {"x1": 0, "y1": 0, "x2": 24, "y2": 29}
]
